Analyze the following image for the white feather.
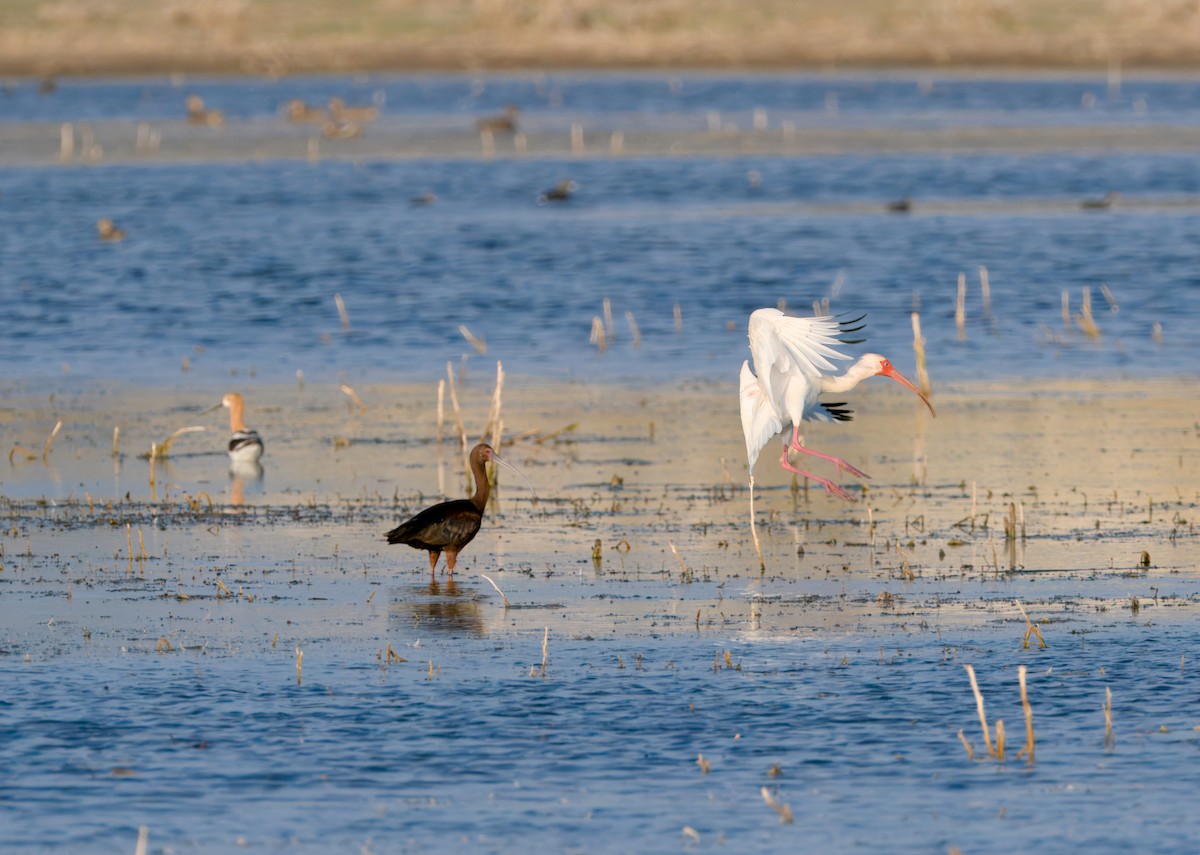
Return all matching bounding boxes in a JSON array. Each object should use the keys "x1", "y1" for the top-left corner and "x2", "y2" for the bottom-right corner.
[{"x1": 739, "y1": 360, "x2": 782, "y2": 472}]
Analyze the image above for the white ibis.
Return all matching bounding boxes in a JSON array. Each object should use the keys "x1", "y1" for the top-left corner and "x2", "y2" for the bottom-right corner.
[
  {"x1": 739, "y1": 308, "x2": 935, "y2": 501},
  {"x1": 220, "y1": 392, "x2": 264, "y2": 464},
  {"x1": 387, "y1": 442, "x2": 533, "y2": 578}
]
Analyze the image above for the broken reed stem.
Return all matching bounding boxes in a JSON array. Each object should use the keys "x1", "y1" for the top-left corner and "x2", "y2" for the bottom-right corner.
[
  {"x1": 896, "y1": 543, "x2": 915, "y2": 581},
  {"x1": 668, "y1": 542, "x2": 688, "y2": 574},
  {"x1": 955, "y1": 272, "x2": 966, "y2": 342},
  {"x1": 1104, "y1": 686, "x2": 1114, "y2": 748},
  {"x1": 459, "y1": 324, "x2": 487, "y2": 354},
  {"x1": 385, "y1": 642, "x2": 406, "y2": 663},
  {"x1": 956, "y1": 728, "x2": 975, "y2": 760},
  {"x1": 334, "y1": 292, "x2": 350, "y2": 330},
  {"x1": 1099, "y1": 284, "x2": 1118, "y2": 312},
  {"x1": 1076, "y1": 286, "x2": 1101, "y2": 339},
  {"x1": 589, "y1": 316, "x2": 607, "y2": 353},
  {"x1": 1018, "y1": 665, "x2": 1035, "y2": 763},
  {"x1": 146, "y1": 425, "x2": 206, "y2": 460},
  {"x1": 963, "y1": 664, "x2": 995, "y2": 757},
  {"x1": 760, "y1": 787, "x2": 794, "y2": 824},
  {"x1": 112, "y1": 426, "x2": 120, "y2": 458},
  {"x1": 994, "y1": 719, "x2": 1006, "y2": 761},
  {"x1": 1015, "y1": 600, "x2": 1047, "y2": 649},
  {"x1": 295, "y1": 646, "x2": 304, "y2": 685},
  {"x1": 540, "y1": 627, "x2": 549, "y2": 678},
  {"x1": 480, "y1": 573, "x2": 510, "y2": 608},
  {"x1": 673, "y1": 302, "x2": 683, "y2": 332},
  {"x1": 126, "y1": 523, "x2": 133, "y2": 565},
  {"x1": 910, "y1": 312, "x2": 932, "y2": 397},
  {"x1": 135, "y1": 826, "x2": 148, "y2": 855},
  {"x1": 1061, "y1": 288, "x2": 1070, "y2": 327},
  {"x1": 979, "y1": 265, "x2": 991, "y2": 319},
  {"x1": 602, "y1": 297, "x2": 615, "y2": 340},
  {"x1": 42, "y1": 420, "x2": 63, "y2": 461},
  {"x1": 339, "y1": 384, "x2": 367, "y2": 413},
  {"x1": 625, "y1": 311, "x2": 642, "y2": 348}
]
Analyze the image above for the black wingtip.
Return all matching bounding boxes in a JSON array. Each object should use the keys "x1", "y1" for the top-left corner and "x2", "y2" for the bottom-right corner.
[{"x1": 838, "y1": 337, "x2": 866, "y2": 345}]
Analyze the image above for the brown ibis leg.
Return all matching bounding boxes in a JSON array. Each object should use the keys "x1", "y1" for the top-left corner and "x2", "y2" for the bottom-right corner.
[
  {"x1": 780, "y1": 448, "x2": 854, "y2": 501},
  {"x1": 428, "y1": 551, "x2": 440, "y2": 577},
  {"x1": 789, "y1": 426, "x2": 870, "y2": 480},
  {"x1": 444, "y1": 549, "x2": 459, "y2": 577}
]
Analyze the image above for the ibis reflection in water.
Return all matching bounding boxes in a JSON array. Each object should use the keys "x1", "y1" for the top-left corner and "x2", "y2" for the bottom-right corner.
[{"x1": 386, "y1": 442, "x2": 532, "y2": 578}]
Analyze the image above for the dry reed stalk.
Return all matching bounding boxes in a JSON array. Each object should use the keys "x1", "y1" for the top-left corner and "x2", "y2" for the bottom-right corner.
[
  {"x1": 135, "y1": 826, "x2": 148, "y2": 855},
  {"x1": 589, "y1": 316, "x2": 607, "y2": 353},
  {"x1": 1099, "y1": 284, "x2": 1118, "y2": 313},
  {"x1": 668, "y1": 542, "x2": 687, "y2": 576},
  {"x1": 295, "y1": 646, "x2": 303, "y2": 685},
  {"x1": 1015, "y1": 601, "x2": 1047, "y2": 649},
  {"x1": 156, "y1": 637, "x2": 173, "y2": 653},
  {"x1": 896, "y1": 543, "x2": 915, "y2": 581},
  {"x1": 137, "y1": 527, "x2": 147, "y2": 561},
  {"x1": 682, "y1": 827, "x2": 701, "y2": 843},
  {"x1": 145, "y1": 425, "x2": 206, "y2": 460},
  {"x1": 603, "y1": 298, "x2": 615, "y2": 339},
  {"x1": 112, "y1": 427, "x2": 119, "y2": 458},
  {"x1": 1104, "y1": 687, "x2": 1114, "y2": 748},
  {"x1": 334, "y1": 293, "x2": 350, "y2": 330},
  {"x1": 480, "y1": 573, "x2": 510, "y2": 608},
  {"x1": 955, "y1": 272, "x2": 966, "y2": 342},
  {"x1": 673, "y1": 303, "x2": 682, "y2": 331},
  {"x1": 609, "y1": 131, "x2": 623, "y2": 154},
  {"x1": 963, "y1": 664, "x2": 995, "y2": 757},
  {"x1": 696, "y1": 754, "x2": 711, "y2": 774},
  {"x1": 571, "y1": 122, "x2": 584, "y2": 154},
  {"x1": 215, "y1": 578, "x2": 232, "y2": 598},
  {"x1": 957, "y1": 729, "x2": 975, "y2": 760},
  {"x1": 1075, "y1": 287, "x2": 1101, "y2": 339},
  {"x1": 339, "y1": 384, "x2": 367, "y2": 413},
  {"x1": 995, "y1": 720, "x2": 1006, "y2": 760},
  {"x1": 541, "y1": 627, "x2": 549, "y2": 677},
  {"x1": 979, "y1": 265, "x2": 991, "y2": 319},
  {"x1": 910, "y1": 312, "x2": 932, "y2": 397},
  {"x1": 385, "y1": 643, "x2": 406, "y2": 664},
  {"x1": 445, "y1": 362, "x2": 470, "y2": 489},
  {"x1": 42, "y1": 420, "x2": 62, "y2": 461},
  {"x1": 8, "y1": 444, "x2": 36, "y2": 463},
  {"x1": 60, "y1": 122, "x2": 74, "y2": 162},
  {"x1": 483, "y1": 361, "x2": 504, "y2": 448},
  {"x1": 126, "y1": 523, "x2": 133, "y2": 565},
  {"x1": 760, "y1": 787, "x2": 794, "y2": 824},
  {"x1": 1018, "y1": 665, "x2": 1035, "y2": 763},
  {"x1": 459, "y1": 324, "x2": 487, "y2": 354},
  {"x1": 625, "y1": 311, "x2": 642, "y2": 348},
  {"x1": 1061, "y1": 289, "x2": 1070, "y2": 327},
  {"x1": 436, "y1": 378, "x2": 445, "y2": 446}
]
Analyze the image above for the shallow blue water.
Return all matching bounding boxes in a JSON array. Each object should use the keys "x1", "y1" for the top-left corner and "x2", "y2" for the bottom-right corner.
[
  {"x1": 1, "y1": 150, "x2": 1198, "y2": 388},
  {"x1": 4, "y1": 622, "x2": 1199, "y2": 853}
]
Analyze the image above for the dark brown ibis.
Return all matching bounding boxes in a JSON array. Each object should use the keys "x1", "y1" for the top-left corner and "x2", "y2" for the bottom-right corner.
[{"x1": 386, "y1": 443, "x2": 531, "y2": 577}]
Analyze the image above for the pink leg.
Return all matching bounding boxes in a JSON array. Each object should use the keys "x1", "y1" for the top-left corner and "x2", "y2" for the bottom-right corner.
[
  {"x1": 789, "y1": 426, "x2": 870, "y2": 480},
  {"x1": 780, "y1": 448, "x2": 854, "y2": 501}
]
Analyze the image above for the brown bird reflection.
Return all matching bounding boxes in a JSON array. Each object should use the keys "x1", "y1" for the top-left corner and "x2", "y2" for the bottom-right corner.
[{"x1": 391, "y1": 579, "x2": 485, "y2": 636}]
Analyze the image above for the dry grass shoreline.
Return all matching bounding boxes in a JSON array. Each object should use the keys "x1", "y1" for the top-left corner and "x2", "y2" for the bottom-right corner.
[{"x1": 3, "y1": 0, "x2": 1200, "y2": 77}]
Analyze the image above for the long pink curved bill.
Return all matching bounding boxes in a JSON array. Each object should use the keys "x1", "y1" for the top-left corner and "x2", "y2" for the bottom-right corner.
[{"x1": 880, "y1": 365, "x2": 937, "y2": 417}]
